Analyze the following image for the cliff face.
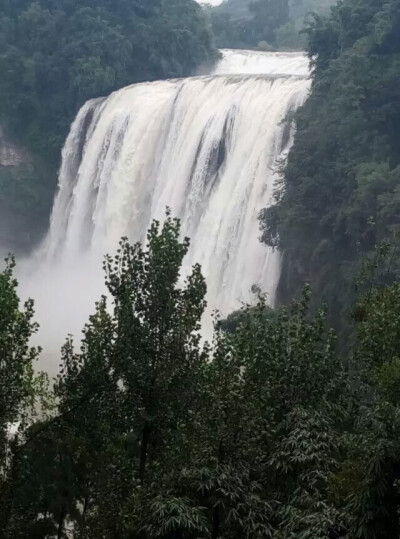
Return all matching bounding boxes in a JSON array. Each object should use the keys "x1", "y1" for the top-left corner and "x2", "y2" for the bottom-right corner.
[
  {"x1": 0, "y1": 126, "x2": 53, "y2": 254},
  {"x1": 0, "y1": 127, "x2": 29, "y2": 168}
]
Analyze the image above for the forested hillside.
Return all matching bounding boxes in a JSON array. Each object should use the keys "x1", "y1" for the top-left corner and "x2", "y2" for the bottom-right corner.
[
  {"x1": 261, "y1": 0, "x2": 400, "y2": 330},
  {"x1": 0, "y1": 0, "x2": 216, "y2": 251}
]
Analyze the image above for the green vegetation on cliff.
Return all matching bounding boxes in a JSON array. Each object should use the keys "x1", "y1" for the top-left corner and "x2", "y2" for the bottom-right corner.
[
  {"x1": 0, "y1": 0, "x2": 216, "y2": 250},
  {"x1": 261, "y1": 0, "x2": 400, "y2": 329}
]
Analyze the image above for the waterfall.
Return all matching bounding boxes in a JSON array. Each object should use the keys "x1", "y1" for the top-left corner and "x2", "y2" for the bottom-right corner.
[
  {"x1": 25, "y1": 50, "x2": 310, "y2": 355},
  {"x1": 212, "y1": 49, "x2": 310, "y2": 77}
]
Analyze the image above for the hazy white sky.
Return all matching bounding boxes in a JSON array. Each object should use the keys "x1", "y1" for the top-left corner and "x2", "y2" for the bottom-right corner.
[{"x1": 198, "y1": 0, "x2": 224, "y2": 5}]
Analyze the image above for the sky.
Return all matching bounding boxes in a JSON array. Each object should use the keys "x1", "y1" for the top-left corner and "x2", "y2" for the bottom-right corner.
[{"x1": 198, "y1": 0, "x2": 224, "y2": 5}]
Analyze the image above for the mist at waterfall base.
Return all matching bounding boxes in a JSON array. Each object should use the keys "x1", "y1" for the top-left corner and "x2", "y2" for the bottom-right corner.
[{"x1": 19, "y1": 50, "x2": 310, "y2": 370}]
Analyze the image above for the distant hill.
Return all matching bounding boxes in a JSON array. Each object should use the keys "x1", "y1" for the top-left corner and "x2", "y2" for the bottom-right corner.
[
  {"x1": 213, "y1": 0, "x2": 252, "y2": 18},
  {"x1": 206, "y1": 0, "x2": 336, "y2": 50}
]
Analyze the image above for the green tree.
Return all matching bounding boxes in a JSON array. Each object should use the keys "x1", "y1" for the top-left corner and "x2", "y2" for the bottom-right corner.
[
  {"x1": 339, "y1": 281, "x2": 400, "y2": 538},
  {"x1": 249, "y1": 0, "x2": 290, "y2": 44},
  {"x1": 103, "y1": 214, "x2": 207, "y2": 484},
  {"x1": 0, "y1": 257, "x2": 43, "y2": 535},
  {"x1": 260, "y1": 0, "x2": 400, "y2": 333},
  {"x1": 54, "y1": 213, "x2": 209, "y2": 536},
  {"x1": 181, "y1": 288, "x2": 347, "y2": 537},
  {"x1": 0, "y1": 257, "x2": 39, "y2": 466}
]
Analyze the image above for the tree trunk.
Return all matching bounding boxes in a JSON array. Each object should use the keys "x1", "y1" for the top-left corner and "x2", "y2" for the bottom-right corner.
[
  {"x1": 139, "y1": 420, "x2": 150, "y2": 483},
  {"x1": 212, "y1": 505, "x2": 220, "y2": 539},
  {"x1": 57, "y1": 504, "x2": 66, "y2": 539},
  {"x1": 0, "y1": 446, "x2": 19, "y2": 535},
  {"x1": 211, "y1": 440, "x2": 224, "y2": 539}
]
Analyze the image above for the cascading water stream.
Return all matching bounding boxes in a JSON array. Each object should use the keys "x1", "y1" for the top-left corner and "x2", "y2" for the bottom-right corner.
[{"x1": 23, "y1": 50, "x2": 311, "y2": 361}]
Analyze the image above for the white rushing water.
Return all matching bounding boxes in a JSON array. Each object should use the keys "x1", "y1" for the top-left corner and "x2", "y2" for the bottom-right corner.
[
  {"x1": 23, "y1": 50, "x2": 310, "y2": 359},
  {"x1": 214, "y1": 49, "x2": 309, "y2": 77}
]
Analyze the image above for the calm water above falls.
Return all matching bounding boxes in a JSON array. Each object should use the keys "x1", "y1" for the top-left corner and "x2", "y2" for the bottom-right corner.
[{"x1": 24, "y1": 50, "x2": 311, "y2": 357}]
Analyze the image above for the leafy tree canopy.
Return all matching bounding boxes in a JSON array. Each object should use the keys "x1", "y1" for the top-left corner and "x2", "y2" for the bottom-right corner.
[{"x1": 0, "y1": 0, "x2": 216, "y2": 157}]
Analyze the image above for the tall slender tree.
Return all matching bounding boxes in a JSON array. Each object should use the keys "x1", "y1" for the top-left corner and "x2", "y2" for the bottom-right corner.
[
  {"x1": 55, "y1": 213, "x2": 209, "y2": 536},
  {"x1": 0, "y1": 257, "x2": 41, "y2": 535}
]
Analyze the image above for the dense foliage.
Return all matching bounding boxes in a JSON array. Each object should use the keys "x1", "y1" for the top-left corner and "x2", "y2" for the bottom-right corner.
[
  {"x1": 2, "y1": 217, "x2": 400, "y2": 538},
  {"x1": 260, "y1": 0, "x2": 400, "y2": 330},
  {"x1": 0, "y1": 0, "x2": 216, "y2": 251},
  {"x1": 0, "y1": 0, "x2": 216, "y2": 157}
]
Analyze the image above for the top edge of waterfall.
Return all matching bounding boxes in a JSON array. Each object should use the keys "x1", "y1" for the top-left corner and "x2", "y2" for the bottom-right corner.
[
  {"x1": 212, "y1": 49, "x2": 310, "y2": 77},
  {"x1": 219, "y1": 48, "x2": 308, "y2": 57},
  {"x1": 115, "y1": 72, "x2": 310, "y2": 90},
  {"x1": 78, "y1": 50, "x2": 310, "y2": 108},
  {"x1": 81, "y1": 71, "x2": 310, "y2": 110}
]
